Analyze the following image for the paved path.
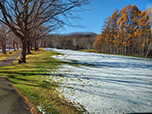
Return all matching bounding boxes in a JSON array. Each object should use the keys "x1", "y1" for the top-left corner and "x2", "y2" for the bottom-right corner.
[
  {"x1": 0, "y1": 52, "x2": 20, "y2": 67},
  {"x1": 0, "y1": 53, "x2": 31, "y2": 114}
]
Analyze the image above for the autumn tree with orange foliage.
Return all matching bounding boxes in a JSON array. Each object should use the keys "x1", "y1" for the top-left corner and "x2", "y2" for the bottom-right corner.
[{"x1": 94, "y1": 5, "x2": 152, "y2": 57}]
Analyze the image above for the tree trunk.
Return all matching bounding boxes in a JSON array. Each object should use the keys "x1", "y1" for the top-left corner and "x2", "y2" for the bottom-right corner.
[
  {"x1": 13, "y1": 40, "x2": 16, "y2": 51},
  {"x1": 145, "y1": 49, "x2": 151, "y2": 57},
  {"x1": 27, "y1": 41, "x2": 32, "y2": 54},
  {"x1": 9, "y1": 43, "x2": 12, "y2": 54},
  {"x1": 34, "y1": 39, "x2": 38, "y2": 51},
  {"x1": 34, "y1": 39, "x2": 36, "y2": 51},
  {"x1": 16, "y1": 42, "x2": 19, "y2": 50},
  {"x1": 125, "y1": 45, "x2": 127, "y2": 55},
  {"x1": 20, "y1": 39, "x2": 27, "y2": 63},
  {"x1": 30, "y1": 42, "x2": 33, "y2": 50},
  {"x1": 1, "y1": 38, "x2": 6, "y2": 54},
  {"x1": 145, "y1": 42, "x2": 152, "y2": 57}
]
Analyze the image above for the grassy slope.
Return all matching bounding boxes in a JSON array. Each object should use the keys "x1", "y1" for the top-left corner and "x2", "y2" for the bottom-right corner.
[{"x1": 0, "y1": 49, "x2": 84, "y2": 114}]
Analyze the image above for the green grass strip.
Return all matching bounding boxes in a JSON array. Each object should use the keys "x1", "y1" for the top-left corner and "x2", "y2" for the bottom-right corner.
[{"x1": 0, "y1": 49, "x2": 84, "y2": 114}]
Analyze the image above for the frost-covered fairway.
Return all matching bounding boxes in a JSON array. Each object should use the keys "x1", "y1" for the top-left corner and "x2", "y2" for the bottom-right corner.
[{"x1": 45, "y1": 48, "x2": 152, "y2": 114}]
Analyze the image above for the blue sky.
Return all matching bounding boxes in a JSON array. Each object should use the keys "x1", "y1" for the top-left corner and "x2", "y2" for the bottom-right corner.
[{"x1": 56, "y1": 0, "x2": 152, "y2": 34}]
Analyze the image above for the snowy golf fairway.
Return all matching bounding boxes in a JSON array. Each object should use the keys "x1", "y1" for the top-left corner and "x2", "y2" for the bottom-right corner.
[{"x1": 45, "y1": 48, "x2": 152, "y2": 114}]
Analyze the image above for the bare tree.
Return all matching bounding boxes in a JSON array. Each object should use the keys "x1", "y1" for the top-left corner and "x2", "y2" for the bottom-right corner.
[
  {"x1": 0, "y1": 0, "x2": 89, "y2": 63},
  {"x1": 0, "y1": 24, "x2": 8, "y2": 54},
  {"x1": 146, "y1": 7, "x2": 152, "y2": 57},
  {"x1": 7, "y1": 32, "x2": 20, "y2": 52},
  {"x1": 46, "y1": 32, "x2": 96, "y2": 49}
]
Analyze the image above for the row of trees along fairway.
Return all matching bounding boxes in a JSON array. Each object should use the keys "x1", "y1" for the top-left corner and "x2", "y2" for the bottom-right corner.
[
  {"x1": 0, "y1": 0, "x2": 89, "y2": 63},
  {"x1": 94, "y1": 5, "x2": 152, "y2": 57},
  {"x1": 40, "y1": 32, "x2": 97, "y2": 50},
  {"x1": 0, "y1": 24, "x2": 21, "y2": 54}
]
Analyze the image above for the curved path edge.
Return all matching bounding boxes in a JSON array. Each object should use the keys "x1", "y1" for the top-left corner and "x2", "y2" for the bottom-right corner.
[{"x1": 0, "y1": 53, "x2": 33, "y2": 114}]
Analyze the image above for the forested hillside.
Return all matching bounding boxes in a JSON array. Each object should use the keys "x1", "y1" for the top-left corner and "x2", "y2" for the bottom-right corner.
[
  {"x1": 94, "y1": 5, "x2": 152, "y2": 57},
  {"x1": 40, "y1": 32, "x2": 97, "y2": 50}
]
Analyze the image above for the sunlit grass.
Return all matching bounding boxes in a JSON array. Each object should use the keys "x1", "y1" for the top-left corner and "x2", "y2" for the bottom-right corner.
[
  {"x1": 0, "y1": 49, "x2": 84, "y2": 114},
  {"x1": 78, "y1": 49, "x2": 96, "y2": 53}
]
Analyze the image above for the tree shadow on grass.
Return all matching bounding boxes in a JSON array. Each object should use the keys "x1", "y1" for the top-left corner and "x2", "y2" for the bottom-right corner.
[
  {"x1": 0, "y1": 70, "x2": 57, "y2": 89},
  {"x1": 7, "y1": 75, "x2": 59, "y2": 89},
  {"x1": 1, "y1": 70, "x2": 137, "y2": 104},
  {"x1": 0, "y1": 71, "x2": 50, "y2": 76}
]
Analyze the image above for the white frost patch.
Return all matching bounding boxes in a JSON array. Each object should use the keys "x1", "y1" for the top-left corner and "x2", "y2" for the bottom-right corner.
[
  {"x1": 44, "y1": 48, "x2": 152, "y2": 114},
  {"x1": 37, "y1": 106, "x2": 46, "y2": 114}
]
